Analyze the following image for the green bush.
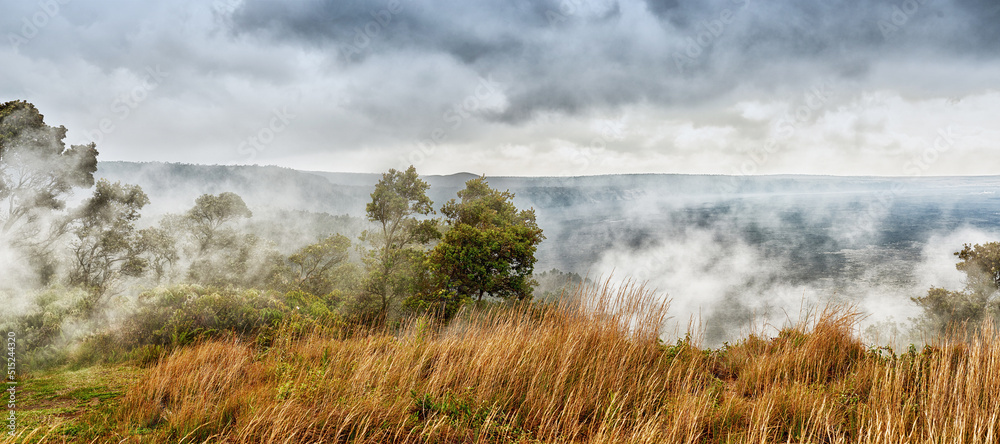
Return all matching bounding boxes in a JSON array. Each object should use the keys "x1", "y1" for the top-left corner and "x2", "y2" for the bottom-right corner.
[
  {"x1": 7, "y1": 284, "x2": 352, "y2": 371},
  {"x1": 5, "y1": 286, "x2": 91, "y2": 370},
  {"x1": 117, "y1": 285, "x2": 288, "y2": 349}
]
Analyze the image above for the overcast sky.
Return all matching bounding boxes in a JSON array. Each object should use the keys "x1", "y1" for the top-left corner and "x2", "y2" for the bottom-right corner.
[{"x1": 1, "y1": 0, "x2": 997, "y2": 176}]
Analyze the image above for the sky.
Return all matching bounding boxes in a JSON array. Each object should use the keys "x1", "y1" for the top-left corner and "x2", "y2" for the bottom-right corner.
[{"x1": 1, "y1": 0, "x2": 998, "y2": 176}]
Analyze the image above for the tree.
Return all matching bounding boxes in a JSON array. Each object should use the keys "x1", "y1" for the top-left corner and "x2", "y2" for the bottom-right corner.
[
  {"x1": 426, "y1": 176, "x2": 544, "y2": 304},
  {"x1": 68, "y1": 180, "x2": 150, "y2": 311},
  {"x1": 186, "y1": 232, "x2": 279, "y2": 288},
  {"x1": 0, "y1": 100, "x2": 98, "y2": 243},
  {"x1": 914, "y1": 242, "x2": 1000, "y2": 334},
  {"x1": 271, "y1": 234, "x2": 352, "y2": 297},
  {"x1": 534, "y1": 268, "x2": 589, "y2": 302},
  {"x1": 955, "y1": 242, "x2": 1000, "y2": 292},
  {"x1": 185, "y1": 192, "x2": 252, "y2": 253},
  {"x1": 361, "y1": 166, "x2": 439, "y2": 323},
  {"x1": 177, "y1": 191, "x2": 280, "y2": 287},
  {"x1": 137, "y1": 226, "x2": 179, "y2": 283},
  {"x1": 0, "y1": 101, "x2": 99, "y2": 288}
]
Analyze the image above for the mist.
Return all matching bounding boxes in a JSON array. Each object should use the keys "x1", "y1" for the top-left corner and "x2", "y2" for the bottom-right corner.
[
  {"x1": 79, "y1": 162, "x2": 1000, "y2": 347},
  {"x1": 9, "y1": 157, "x2": 995, "y2": 350},
  {"x1": 586, "y1": 189, "x2": 1000, "y2": 346}
]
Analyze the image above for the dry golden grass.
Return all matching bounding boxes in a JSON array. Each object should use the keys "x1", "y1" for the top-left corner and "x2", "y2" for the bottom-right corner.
[{"x1": 10, "y1": 281, "x2": 1000, "y2": 443}]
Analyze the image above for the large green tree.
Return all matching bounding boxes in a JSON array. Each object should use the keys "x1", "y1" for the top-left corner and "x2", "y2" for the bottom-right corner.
[
  {"x1": 427, "y1": 176, "x2": 544, "y2": 304},
  {"x1": 0, "y1": 100, "x2": 98, "y2": 250},
  {"x1": 361, "y1": 166, "x2": 439, "y2": 322}
]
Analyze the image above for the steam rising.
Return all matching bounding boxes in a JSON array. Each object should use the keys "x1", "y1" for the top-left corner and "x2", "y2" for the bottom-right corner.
[
  {"x1": 591, "y1": 200, "x2": 1000, "y2": 346},
  {"x1": 4, "y1": 159, "x2": 1000, "y2": 353}
]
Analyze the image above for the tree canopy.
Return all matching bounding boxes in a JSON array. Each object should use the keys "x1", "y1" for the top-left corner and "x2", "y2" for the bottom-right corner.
[
  {"x1": 277, "y1": 233, "x2": 352, "y2": 297},
  {"x1": 428, "y1": 176, "x2": 544, "y2": 303},
  {"x1": 186, "y1": 191, "x2": 253, "y2": 252},
  {"x1": 955, "y1": 242, "x2": 1000, "y2": 292},
  {"x1": 0, "y1": 100, "x2": 98, "y2": 243},
  {"x1": 68, "y1": 179, "x2": 150, "y2": 310},
  {"x1": 361, "y1": 166, "x2": 439, "y2": 322},
  {"x1": 914, "y1": 242, "x2": 1000, "y2": 333}
]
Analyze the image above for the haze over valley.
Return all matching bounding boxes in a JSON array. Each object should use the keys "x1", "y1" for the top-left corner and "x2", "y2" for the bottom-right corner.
[{"x1": 95, "y1": 161, "x2": 1000, "y2": 344}]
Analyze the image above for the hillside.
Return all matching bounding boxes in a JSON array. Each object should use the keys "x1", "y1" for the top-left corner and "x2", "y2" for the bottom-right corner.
[
  {"x1": 96, "y1": 160, "x2": 1000, "y2": 273},
  {"x1": 94, "y1": 161, "x2": 1000, "y2": 344}
]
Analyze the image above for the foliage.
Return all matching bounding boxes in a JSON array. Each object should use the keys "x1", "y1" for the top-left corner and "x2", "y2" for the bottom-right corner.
[
  {"x1": 401, "y1": 284, "x2": 469, "y2": 321},
  {"x1": 426, "y1": 176, "x2": 544, "y2": 304},
  {"x1": 169, "y1": 192, "x2": 279, "y2": 288},
  {"x1": 533, "y1": 268, "x2": 589, "y2": 302},
  {"x1": 0, "y1": 101, "x2": 99, "y2": 291},
  {"x1": 186, "y1": 232, "x2": 281, "y2": 288},
  {"x1": 915, "y1": 242, "x2": 1000, "y2": 334},
  {"x1": 244, "y1": 210, "x2": 366, "y2": 255},
  {"x1": 137, "y1": 226, "x2": 179, "y2": 283},
  {"x1": 67, "y1": 180, "x2": 150, "y2": 310},
  {"x1": 0, "y1": 100, "x2": 99, "y2": 244},
  {"x1": 44, "y1": 284, "x2": 1000, "y2": 444},
  {"x1": 3, "y1": 286, "x2": 91, "y2": 370},
  {"x1": 3, "y1": 282, "x2": 348, "y2": 374},
  {"x1": 955, "y1": 242, "x2": 1000, "y2": 291},
  {"x1": 185, "y1": 191, "x2": 253, "y2": 253},
  {"x1": 914, "y1": 287, "x2": 994, "y2": 334},
  {"x1": 23, "y1": 284, "x2": 1000, "y2": 443},
  {"x1": 361, "y1": 166, "x2": 439, "y2": 323},
  {"x1": 116, "y1": 285, "x2": 288, "y2": 351},
  {"x1": 270, "y1": 234, "x2": 352, "y2": 298},
  {"x1": 4, "y1": 363, "x2": 141, "y2": 441}
]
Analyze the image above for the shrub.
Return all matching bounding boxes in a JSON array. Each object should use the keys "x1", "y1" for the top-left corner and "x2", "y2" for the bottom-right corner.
[{"x1": 117, "y1": 285, "x2": 288, "y2": 350}]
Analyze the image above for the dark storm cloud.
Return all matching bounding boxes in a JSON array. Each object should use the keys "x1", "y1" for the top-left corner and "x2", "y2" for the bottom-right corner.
[
  {"x1": 229, "y1": 0, "x2": 1000, "y2": 121},
  {"x1": 230, "y1": 0, "x2": 550, "y2": 62},
  {"x1": 1, "y1": 0, "x2": 996, "y2": 175}
]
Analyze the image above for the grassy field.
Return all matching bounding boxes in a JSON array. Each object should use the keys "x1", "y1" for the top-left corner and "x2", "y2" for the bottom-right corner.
[
  {"x1": 5, "y1": 283, "x2": 1000, "y2": 443},
  {"x1": 5, "y1": 364, "x2": 142, "y2": 442}
]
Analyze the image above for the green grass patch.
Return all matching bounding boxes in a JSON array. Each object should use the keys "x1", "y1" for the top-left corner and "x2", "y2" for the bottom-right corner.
[{"x1": 8, "y1": 364, "x2": 143, "y2": 443}]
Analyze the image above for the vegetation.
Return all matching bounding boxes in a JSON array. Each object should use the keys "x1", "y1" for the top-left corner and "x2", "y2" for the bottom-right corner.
[
  {"x1": 270, "y1": 233, "x2": 353, "y2": 298},
  {"x1": 914, "y1": 242, "x2": 1000, "y2": 334},
  {"x1": 67, "y1": 180, "x2": 151, "y2": 311},
  {"x1": 184, "y1": 191, "x2": 253, "y2": 254},
  {"x1": 0, "y1": 101, "x2": 99, "y2": 242},
  {"x1": 360, "y1": 166, "x2": 439, "y2": 323},
  {"x1": 428, "y1": 176, "x2": 545, "y2": 303},
  {"x1": 9, "y1": 100, "x2": 1000, "y2": 443},
  {"x1": 2, "y1": 101, "x2": 546, "y2": 327},
  {"x1": 9, "y1": 283, "x2": 1000, "y2": 443},
  {"x1": 0, "y1": 100, "x2": 98, "y2": 287}
]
